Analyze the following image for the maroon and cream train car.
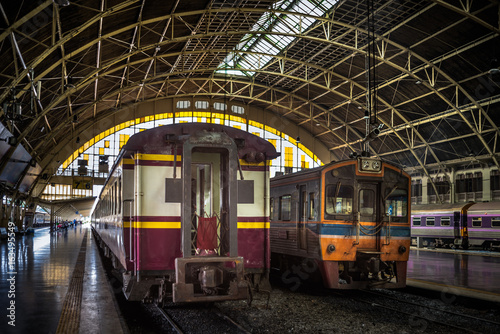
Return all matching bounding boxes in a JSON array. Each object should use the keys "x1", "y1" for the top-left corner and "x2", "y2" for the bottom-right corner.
[{"x1": 92, "y1": 123, "x2": 279, "y2": 303}]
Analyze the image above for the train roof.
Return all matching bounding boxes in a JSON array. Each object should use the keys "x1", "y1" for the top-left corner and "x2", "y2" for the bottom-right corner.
[
  {"x1": 122, "y1": 123, "x2": 280, "y2": 160},
  {"x1": 271, "y1": 164, "x2": 324, "y2": 183},
  {"x1": 271, "y1": 156, "x2": 407, "y2": 183},
  {"x1": 467, "y1": 202, "x2": 500, "y2": 215},
  {"x1": 411, "y1": 203, "x2": 474, "y2": 214}
]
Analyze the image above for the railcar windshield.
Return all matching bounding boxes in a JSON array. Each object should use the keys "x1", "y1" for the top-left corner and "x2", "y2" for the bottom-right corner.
[
  {"x1": 325, "y1": 184, "x2": 353, "y2": 215},
  {"x1": 385, "y1": 189, "x2": 408, "y2": 217}
]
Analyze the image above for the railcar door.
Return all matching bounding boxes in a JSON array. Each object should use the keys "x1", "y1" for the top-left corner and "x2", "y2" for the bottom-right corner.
[
  {"x1": 453, "y1": 211, "x2": 460, "y2": 240},
  {"x1": 191, "y1": 152, "x2": 224, "y2": 255},
  {"x1": 358, "y1": 183, "x2": 380, "y2": 250}
]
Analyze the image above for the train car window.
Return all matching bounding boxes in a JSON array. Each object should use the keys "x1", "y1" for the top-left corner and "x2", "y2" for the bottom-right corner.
[
  {"x1": 385, "y1": 189, "x2": 408, "y2": 217},
  {"x1": 492, "y1": 218, "x2": 500, "y2": 227},
  {"x1": 270, "y1": 198, "x2": 274, "y2": 221},
  {"x1": 440, "y1": 216, "x2": 451, "y2": 226},
  {"x1": 325, "y1": 184, "x2": 353, "y2": 215},
  {"x1": 308, "y1": 193, "x2": 315, "y2": 220},
  {"x1": 472, "y1": 217, "x2": 482, "y2": 227},
  {"x1": 426, "y1": 217, "x2": 435, "y2": 226},
  {"x1": 413, "y1": 217, "x2": 421, "y2": 226},
  {"x1": 118, "y1": 178, "x2": 122, "y2": 214},
  {"x1": 359, "y1": 189, "x2": 375, "y2": 215},
  {"x1": 301, "y1": 191, "x2": 307, "y2": 220},
  {"x1": 280, "y1": 195, "x2": 291, "y2": 221},
  {"x1": 113, "y1": 182, "x2": 117, "y2": 215}
]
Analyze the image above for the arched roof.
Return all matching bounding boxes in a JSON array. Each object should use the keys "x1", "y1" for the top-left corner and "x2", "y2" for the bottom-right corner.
[{"x1": 0, "y1": 0, "x2": 499, "y2": 198}]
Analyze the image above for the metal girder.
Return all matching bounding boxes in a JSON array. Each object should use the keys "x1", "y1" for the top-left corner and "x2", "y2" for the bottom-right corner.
[{"x1": 1, "y1": 1, "x2": 499, "y2": 201}]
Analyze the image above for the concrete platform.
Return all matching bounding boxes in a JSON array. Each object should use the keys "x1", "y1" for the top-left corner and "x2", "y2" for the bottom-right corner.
[
  {"x1": 407, "y1": 248, "x2": 500, "y2": 303},
  {"x1": 0, "y1": 224, "x2": 128, "y2": 333}
]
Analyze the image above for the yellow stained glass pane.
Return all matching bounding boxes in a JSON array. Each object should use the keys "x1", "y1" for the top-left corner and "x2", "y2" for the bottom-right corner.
[{"x1": 285, "y1": 147, "x2": 293, "y2": 167}]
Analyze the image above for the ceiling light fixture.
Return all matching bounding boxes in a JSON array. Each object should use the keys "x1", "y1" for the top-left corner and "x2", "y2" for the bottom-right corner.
[{"x1": 53, "y1": 0, "x2": 70, "y2": 6}]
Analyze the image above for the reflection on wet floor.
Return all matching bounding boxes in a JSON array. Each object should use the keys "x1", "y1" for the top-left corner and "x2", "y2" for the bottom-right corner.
[
  {"x1": 0, "y1": 225, "x2": 86, "y2": 333},
  {"x1": 408, "y1": 249, "x2": 500, "y2": 294}
]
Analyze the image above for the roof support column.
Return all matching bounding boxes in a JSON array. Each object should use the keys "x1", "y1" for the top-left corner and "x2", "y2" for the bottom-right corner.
[
  {"x1": 482, "y1": 168, "x2": 491, "y2": 202},
  {"x1": 449, "y1": 168, "x2": 456, "y2": 204},
  {"x1": 421, "y1": 175, "x2": 429, "y2": 205}
]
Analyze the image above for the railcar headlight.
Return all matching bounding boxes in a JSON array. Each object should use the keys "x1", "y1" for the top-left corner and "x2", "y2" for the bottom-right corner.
[
  {"x1": 255, "y1": 152, "x2": 265, "y2": 163},
  {"x1": 327, "y1": 244, "x2": 336, "y2": 253},
  {"x1": 398, "y1": 245, "x2": 407, "y2": 254},
  {"x1": 358, "y1": 158, "x2": 382, "y2": 172}
]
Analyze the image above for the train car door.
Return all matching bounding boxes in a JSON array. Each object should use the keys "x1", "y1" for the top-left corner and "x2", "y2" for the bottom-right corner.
[
  {"x1": 191, "y1": 152, "x2": 225, "y2": 256},
  {"x1": 298, "y1": 185, "x2": 307, "y2": 250},
  {"x1": 453, "y1": 211, "x2": 460, "y2": 240},
  {"x1": 358, "y1": 183, "x2": 379, "y2": 250}
]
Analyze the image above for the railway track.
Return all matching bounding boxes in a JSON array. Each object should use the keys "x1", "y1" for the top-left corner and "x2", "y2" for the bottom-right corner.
[
  {"x1": 155, "y1": 303, "x2": 251, "y2": 334},
  {"x1": 364, "y1": 289, "x2": 500, "y2": 328},
  {"x1": 328, "y1": 289, "x2": 500, "y2": 334}
]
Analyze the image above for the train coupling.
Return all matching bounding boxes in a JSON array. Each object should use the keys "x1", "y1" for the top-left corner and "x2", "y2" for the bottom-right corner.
[{"x1": 173, "y1": 256, "x2": 248, "y2": 303}]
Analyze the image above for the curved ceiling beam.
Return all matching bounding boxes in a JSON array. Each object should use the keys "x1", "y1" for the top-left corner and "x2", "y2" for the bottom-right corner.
[
  {"x1": 0, "y1": 0, "x2": 53, "y2": 44},
  {"x1": 3, "y1": 4, "x2": 498, "y2": 193},
  {"x1": 0, "y1": 0, "x2": 141, "y2": 104},
  {"x1": 429, "y1": 0, "x2": 500, "y2": 35}
]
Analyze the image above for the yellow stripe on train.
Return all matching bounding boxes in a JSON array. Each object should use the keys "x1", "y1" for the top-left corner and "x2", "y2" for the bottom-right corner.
[
  {"x1": 136, "y1": 153, "x2": 181, "y2": 161},
  {"x1": 122, "y1": 221, "x2": 268, "y2": 229},
  {"x1": 237, "y1": 222, "x2": 270, "y2": 229},
  {"x1": 124, "y1": 221, "x2": 181, "y2": 229}
]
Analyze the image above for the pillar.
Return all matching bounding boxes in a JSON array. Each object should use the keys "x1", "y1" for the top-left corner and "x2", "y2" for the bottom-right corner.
[
  {"x1": 421, "y1": 176, "x2": 429, "y2": 204},
  {"x1": 482, "y1": 167, "x2": 491, "y2": 202}
]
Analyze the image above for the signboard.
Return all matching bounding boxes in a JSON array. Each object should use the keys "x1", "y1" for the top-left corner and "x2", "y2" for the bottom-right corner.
[{"x1": 72, "y1": 177, "x2": 93, "y2": 190}]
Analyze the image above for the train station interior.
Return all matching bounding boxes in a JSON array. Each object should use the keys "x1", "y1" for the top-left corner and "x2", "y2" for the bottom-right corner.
[{"x1": 1, "y1": 0, "x2": 499, "y2": 333}]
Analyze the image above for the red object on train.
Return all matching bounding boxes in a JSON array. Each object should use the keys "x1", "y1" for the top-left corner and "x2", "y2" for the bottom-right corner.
[{"x1": 197, "y1": 216, "x2": 217, "y2": 250}]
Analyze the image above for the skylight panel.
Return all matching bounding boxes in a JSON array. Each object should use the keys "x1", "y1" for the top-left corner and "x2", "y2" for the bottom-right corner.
[
  {"x1": 253, "y1": 39, "x2": 280, "y2": 55},
  {"x1": 215, "y1": 0, "x2": 339, "y2": 77},
  {"x1": 267, "y1": 34, "x2": 294, "y2": 49}
]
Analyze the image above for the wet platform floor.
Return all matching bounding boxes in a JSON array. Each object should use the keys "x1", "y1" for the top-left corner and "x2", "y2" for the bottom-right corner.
[
  {"x1": 408, "y1": 248, "x2": 500, "y2": 302},
  {"x1": 0, "y1": 225, "x2": 126, "y2": 333}
]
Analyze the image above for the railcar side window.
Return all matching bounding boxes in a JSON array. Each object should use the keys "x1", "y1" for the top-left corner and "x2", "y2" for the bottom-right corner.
[
  {"x1": 492, "y1": 218, "x2": 500, "y2": 227},
  {"x1": 325, "y1": 184, "x2": 353, "y2": 215},
  {"x1": 270, "y1": 198, "x2": 274, "y2": 221},
  {"x1": 426, "y1": 217, "x2": 435, "y2": 226},
  {"x1": 472, "y1": 217, "x2": 482, "y2": 227},
  {"x1": 441, "y1": 216, "x2": 451, "y2": 226},
  {"x1": 385, "y1": 189, "x2": 408, "y2": 217},
  {"x1": 413, "y1": 217, "x2": 421, "y2": 226},
  {"x1": 280, "y1": 195, "x2": 291, "y2": 221},
  {"x1": 359, "y1": 189, "x2": 374, "y2": 215},
  {"x1": 308, "y1": 193, "x2": 315, "y2": 220}
]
